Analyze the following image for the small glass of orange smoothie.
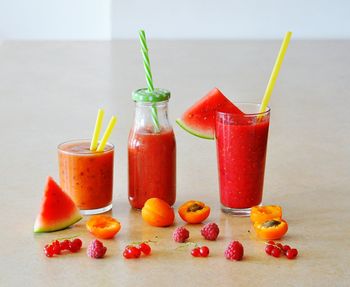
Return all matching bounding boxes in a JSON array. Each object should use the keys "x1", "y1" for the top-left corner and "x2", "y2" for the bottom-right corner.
[{"x1": 58, "y1": 139, "x2": 114, "y2": 215}]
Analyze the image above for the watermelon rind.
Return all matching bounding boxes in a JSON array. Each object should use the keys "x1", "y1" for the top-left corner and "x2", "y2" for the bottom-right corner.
[
  {"x1": 176, "y1": 118, "x2": 214, "y2": 140},
  {"x1": 34, "y1": 211, "x2": 82, "y2": 233}
]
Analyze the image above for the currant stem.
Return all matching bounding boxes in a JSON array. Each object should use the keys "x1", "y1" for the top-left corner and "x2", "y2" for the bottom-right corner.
[
  {"x1": 130, "y1": 236, "x2": 159, "y2": 245},
  {"x1": 53, "y1": 234, "x2": 81, "y2": 241},
  {"x1": 175, "y1": 241, "x2": 198, "y2": 250}
]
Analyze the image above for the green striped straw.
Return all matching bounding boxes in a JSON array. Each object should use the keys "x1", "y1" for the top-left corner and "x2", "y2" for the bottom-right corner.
[{"x1": 139, "y1": 30, "x2": 161, "y2": 133}]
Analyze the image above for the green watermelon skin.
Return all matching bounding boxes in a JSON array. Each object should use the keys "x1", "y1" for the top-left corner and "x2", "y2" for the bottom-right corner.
[
  {"x1": 176, "y1": 88, "x2": 243, "y2": 139},
  {"x1": 34, "y1": 177, "x2": 82, "y2": 233}
]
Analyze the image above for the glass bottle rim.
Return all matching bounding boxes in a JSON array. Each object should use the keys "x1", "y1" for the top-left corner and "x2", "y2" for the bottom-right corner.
[{"x1": 132, "y1": 88, "x2": 170, "y2": 103}]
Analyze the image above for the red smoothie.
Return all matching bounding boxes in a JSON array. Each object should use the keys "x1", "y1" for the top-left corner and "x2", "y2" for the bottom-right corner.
[
  {"x1": 216, "y1": 106, "x2": 270, "y2": 211},
  {"x1": 128, "y1": 128, "x2": 176, "y2": 209}
]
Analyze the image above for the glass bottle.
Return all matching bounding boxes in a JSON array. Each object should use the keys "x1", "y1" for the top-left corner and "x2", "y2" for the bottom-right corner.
[{"x1": 128, "y1": 88, "x2": 176, "y2": 209}]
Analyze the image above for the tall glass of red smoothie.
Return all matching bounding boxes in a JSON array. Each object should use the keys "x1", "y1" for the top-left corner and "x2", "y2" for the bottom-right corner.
[
  {"x1": 215, "y1": 103, "x2": 270, "y2": 216},
  {"x1": 58, "y1": 139, "x2": 114, "y2": 215},
  {"x1": 128, "y1": 88, "x2": 176, "y2": 209}
]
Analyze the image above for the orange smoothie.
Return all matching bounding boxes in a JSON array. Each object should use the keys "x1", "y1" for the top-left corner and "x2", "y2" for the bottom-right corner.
[{"x1": 58, "y1": 140, "x2": 114, "y2": 214}]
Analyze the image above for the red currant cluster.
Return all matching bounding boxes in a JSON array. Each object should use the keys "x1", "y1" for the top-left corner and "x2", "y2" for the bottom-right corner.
[
  {"x1": 191, "y1": 246, "x2": 209, "y2": 257},
  {"x1": 44, "y1": 238, "x2": 82, "y2": 257},
  {"x1": 123, "y1": 242, "x2": 151, "y2": 259},
  {"x1": 265, "y1": 241, "x2": 298, "y2": 259}
]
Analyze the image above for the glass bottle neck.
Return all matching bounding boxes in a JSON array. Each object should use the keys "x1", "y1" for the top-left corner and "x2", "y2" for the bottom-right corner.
[{"x1": 133, "y1": 101, "x2": 172, "y2": 134}]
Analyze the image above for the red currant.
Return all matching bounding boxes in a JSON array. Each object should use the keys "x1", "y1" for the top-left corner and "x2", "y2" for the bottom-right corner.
[
  {"x1": 286, "y1": 248, "x2": 298, "y2": 259},
  {"x1": 139, "y1": 243, "x2": 151, "y2": 255},
  {"x1": 265, "y1": 244, "x2": 274, "y2": 255},
  {"x1": 123, "y1": 249, "x2": 134, "y2": 259},
  {"x1": 199, "y1": 246, "x2": 209, "y2": 257},
  {"x1": 130, "y1": 246, "x2": 141, "y2": 258},
  {"x1": 44, "y1": 244, "x2": 54, "y2": 257},
  {"x1": 123, "y1": 245, "x2": 134, "y2": 257},
  {"x1": 52, "y1": 240, "x2": 61, "y2": 255},
  {"x1": 271, "y1": 247, "x2": 281, "y2": 258},
  {"x1": 60, "y1": 240, "x2": 70, "y2": 251},
  {"x1": 276, "y1": 243, "x2": 283, "y2": 250},
  {"x1": 282, "y1": 245, "x2": 291, "y2": 254},
  {"x1": 69, "y1": 238, "x2": 82, "y2": 253},
  {"x1": 191, "y1": 247, "x2": 201, "y2": 257},
  {"x1": 73, "y1": 238, "x2": 82, "y2": 249},
  {"x1": 267, "y1": 240, "x2": 275, "y2": 245}
]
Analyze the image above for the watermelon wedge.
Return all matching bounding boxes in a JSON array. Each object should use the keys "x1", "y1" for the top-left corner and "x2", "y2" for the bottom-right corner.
[
  {"x1": 176, "y1": 88, "x2": 243, "y2": 139},
  {"x1": 34, "y1": 177, "x2": 82, "y2": 233}
]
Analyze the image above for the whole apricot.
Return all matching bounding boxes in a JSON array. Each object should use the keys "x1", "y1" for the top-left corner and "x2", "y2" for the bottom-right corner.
[{"x1": 141, "y1": 198, "x2": 175, "y2": 227}]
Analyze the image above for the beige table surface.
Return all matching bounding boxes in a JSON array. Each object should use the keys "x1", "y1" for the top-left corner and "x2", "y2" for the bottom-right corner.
[{"x1": 0, "y1": 40, "x2": 349, "y2": 286}]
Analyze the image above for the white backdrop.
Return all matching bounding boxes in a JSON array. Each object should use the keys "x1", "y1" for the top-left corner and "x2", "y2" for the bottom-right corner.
[
  {"x1": 0, "y1": 0, "x2": 111, "y2": 40},
  {"x1": 0, "y1": 0, "x2": 349, "y2": 40}
]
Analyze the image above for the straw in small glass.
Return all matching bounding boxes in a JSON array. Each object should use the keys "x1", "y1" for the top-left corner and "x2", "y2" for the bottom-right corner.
[
  {"x1": 90, "y1": 108, "x2": 104, "y2": 151},
  {"x1": 96, "y1": 116, "x2": 117, "y2": 152}
]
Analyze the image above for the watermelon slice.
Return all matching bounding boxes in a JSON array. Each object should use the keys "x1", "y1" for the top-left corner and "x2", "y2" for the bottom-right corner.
[
  {"x1": 34, "y1": 177, "x2": 82, "y2": 233},
  {"x1": 176, "y1": 88, "x2": 243, "y2": 139}
]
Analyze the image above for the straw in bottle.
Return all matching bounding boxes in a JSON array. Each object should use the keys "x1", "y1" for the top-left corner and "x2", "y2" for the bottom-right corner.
[{"x1": 138, "y1": 30, "x2": 161, "y2": 132}]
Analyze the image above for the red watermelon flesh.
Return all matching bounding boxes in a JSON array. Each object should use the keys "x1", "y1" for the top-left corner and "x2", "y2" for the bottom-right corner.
[
  {"x1": 176, "y1": 88, "x2": 243, "y2": 139},
  {"x1": 34, "y1": 176, "x2": 82, "y2": 233}
]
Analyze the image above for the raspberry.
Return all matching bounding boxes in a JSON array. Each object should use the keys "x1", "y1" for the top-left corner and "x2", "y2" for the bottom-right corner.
[
  {"x1": 225, "y1": 241, "x2": 244, "y2": 261},
  {"x1": 201, "y1": 223, "x2": 219, "y2": 241},
  {"x1": 87, "y1": 240, "x2": 107, "y2": 259},
  {"x1": 172, "y1": 227, "x2": 190, "y2": 243}
]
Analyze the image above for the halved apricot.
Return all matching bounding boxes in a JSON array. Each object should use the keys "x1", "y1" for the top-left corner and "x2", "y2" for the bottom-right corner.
[
  {"x1": 141, "y1": 198, "x2": 175, "y2": 227},
  {"x1": 253, "y1": 218, "x2": 288, "y2": 240},
  {"x1": 250, "y1": 205, "x2": 282, "y2": 223},
  {"x1": 86, "y1": 215, "x2": 121, "y2": 239},
  {"x1": 178, "y1": 200, "x2": 210, "y2": 224}
]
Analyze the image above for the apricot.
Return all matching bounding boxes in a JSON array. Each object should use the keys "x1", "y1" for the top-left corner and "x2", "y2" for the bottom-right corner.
[
  {"x1": 178, "y1": 200, "x2": 210, "y2": 224},
  {"x1": 141, "y1": 198, "x2": 175, "y2": 227},
  {"x1": 86, "y1": 215, "x2": 121, "y2": 239}
]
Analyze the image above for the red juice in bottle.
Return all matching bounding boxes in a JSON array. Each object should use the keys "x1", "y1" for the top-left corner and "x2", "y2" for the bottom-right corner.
[
  {"x1": 128, "y1": 128, "x2": 176, "y2": 208},
  {"x1": 128, "y1": 88, "x2": 176, "y2": 209}
]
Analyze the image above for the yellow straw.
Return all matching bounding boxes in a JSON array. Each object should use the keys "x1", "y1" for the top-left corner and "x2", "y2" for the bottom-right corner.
[
  {"x1": 259, "y1": 31, "x2": 292, "y2": 114},
  {"x1": 96, "y1": 116, "x2": 117, "y2": 152},
  {"x1": 90, "y1": 108, "x2": 105, "y2": 151}
]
